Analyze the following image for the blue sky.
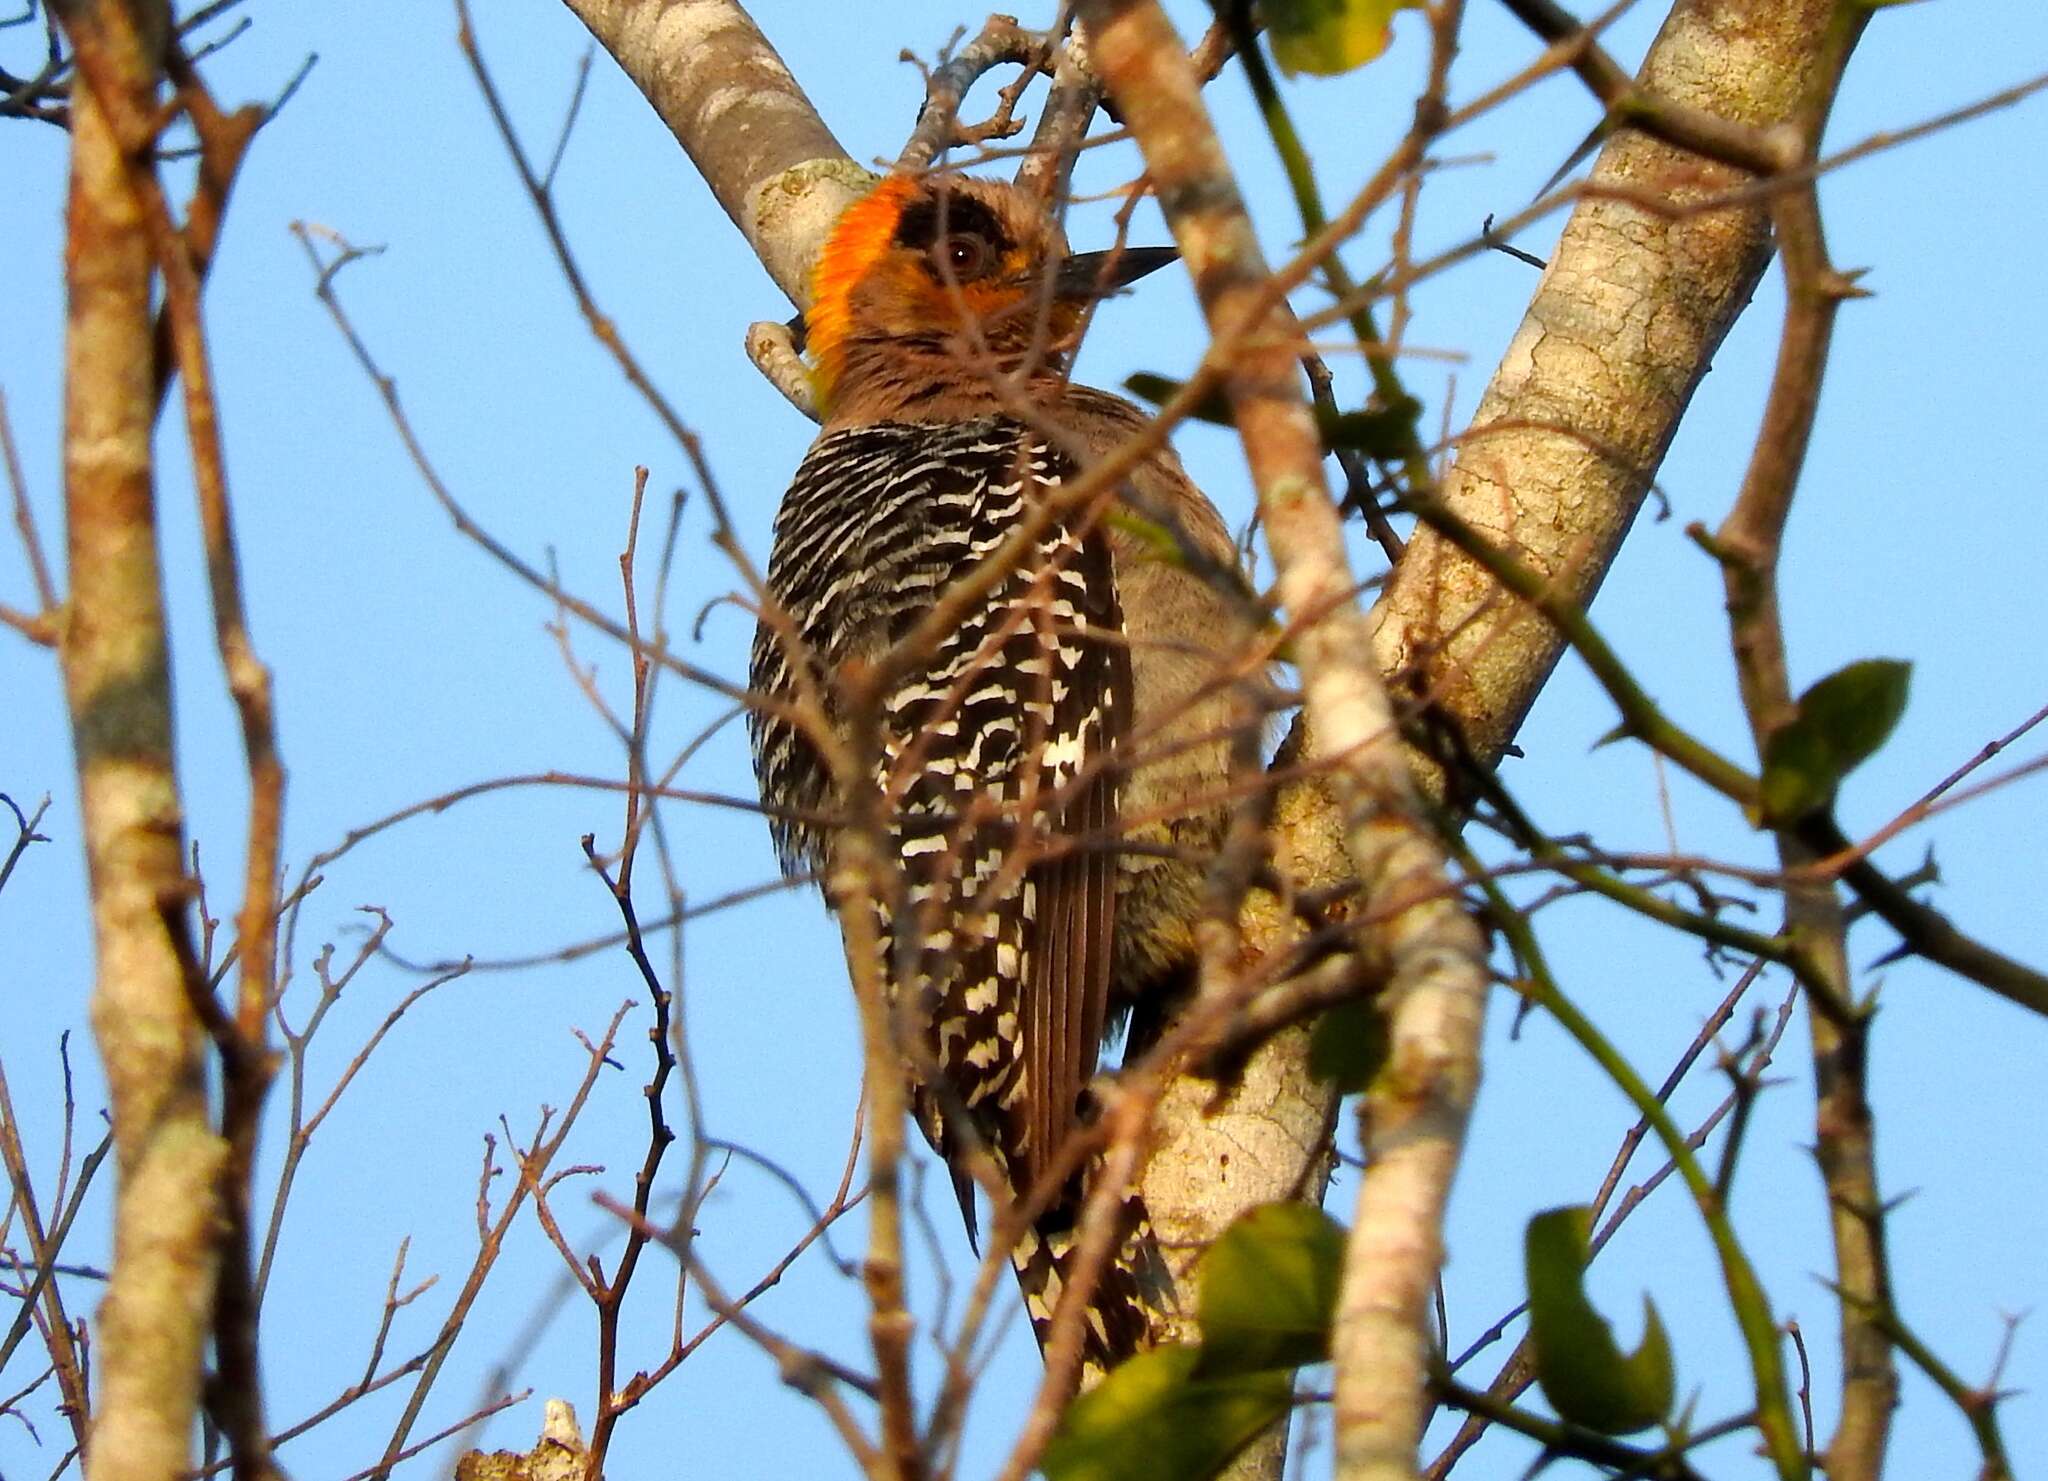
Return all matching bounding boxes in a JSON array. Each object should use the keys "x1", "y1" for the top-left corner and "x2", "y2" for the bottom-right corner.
[{"x1": 4, "y1": 2, "x2": 2046, "y2": 1476}]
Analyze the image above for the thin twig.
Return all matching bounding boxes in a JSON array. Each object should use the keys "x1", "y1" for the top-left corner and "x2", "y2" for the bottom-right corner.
[{"x1": 0, "y1": 387, "x2": 58, "y2": 619}]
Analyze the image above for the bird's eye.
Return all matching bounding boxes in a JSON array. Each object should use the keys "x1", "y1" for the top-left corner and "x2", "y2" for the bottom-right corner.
[{"x1": 935, "y1": 233, "x2": 990, "y2": 279}]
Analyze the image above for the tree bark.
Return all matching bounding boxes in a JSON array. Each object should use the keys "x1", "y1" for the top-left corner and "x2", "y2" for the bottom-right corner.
[
  {"x1": 558, "y1": 0, "x2": 871, "y2": 310},
  {"x1": 554, "y1": 3, "x2": 1867, "y2": 1478},
  {"x1": 53, "y1": 3, "x2": 228, "y2": 1479},
  {"x1": 1368, "y1": 0, "x2": 1850, "y2": 772},
  {"x1": 1068, "y1": 7, "x2": 1499, "y2": 1479}
]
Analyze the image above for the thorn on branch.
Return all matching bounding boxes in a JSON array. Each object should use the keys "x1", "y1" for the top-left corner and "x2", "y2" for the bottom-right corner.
[{"x1": 1480, "y1": 213, "x2": 1546, "y2": 271}]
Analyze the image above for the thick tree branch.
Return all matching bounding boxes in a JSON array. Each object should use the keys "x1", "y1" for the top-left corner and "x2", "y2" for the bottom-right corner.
[
  {"x1": 1076, "y1": 7, "x2": 1494, "y2": 1480},
  {"x1": 1368, "y1": 0, "x2": 1858, "y2": 775},
  {"x1": 557, "y1": 0, "x2": 870, "y2": 310},
  {"x1": 1495, "y1": 0, "x2": 1797, "y2": 177},
  {"x1": 49, "y1": 4, "x2": 229, "y2": 1480},
  {"x1": 1425, "y1": 1, "x2": 1894, "y2": 1467},
  {"x1": 546, "y1": 6, "x2": 1920, "y2": 1480}
]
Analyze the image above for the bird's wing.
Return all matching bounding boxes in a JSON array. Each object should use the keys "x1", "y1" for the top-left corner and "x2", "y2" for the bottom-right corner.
[
  {"x1": 1017, "y1": 521, "x2": 1128, "y2": 1205},
  {"x1": 863, "y1": 425, "x2": 1125, "y2": 1219}
]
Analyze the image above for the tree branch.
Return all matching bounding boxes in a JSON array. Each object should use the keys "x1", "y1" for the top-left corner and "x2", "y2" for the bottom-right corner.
[
  {"x1": 1076, "y1": 8, "x2": 1493, "y2": 1480},
  {"x1": 1367, "y1": 0, "x2": 1863, "y2": 777},
  {"x1": 894, "y1": 13, "x2": 1046, "y2": 175},
  {"x1": 47, "y1": 3, "x2": 228, "y2": 1479},
  {"x1": 557, "y1": 0, "x2": 871, "y2": 311},
  {"x1": 1699, "y1": 9, "x2": 1895, "y2": 1472}
]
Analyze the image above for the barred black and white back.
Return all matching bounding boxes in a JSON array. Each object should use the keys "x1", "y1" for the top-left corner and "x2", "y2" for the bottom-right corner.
[{"x1": 747, "y1": 417, "x2": 1166, "y2": 1373}]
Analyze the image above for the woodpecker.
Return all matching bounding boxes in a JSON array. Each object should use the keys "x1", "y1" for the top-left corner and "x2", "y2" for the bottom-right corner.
[{"x1": 747, "y1": 173, "x2": 1260, "y2": 1375}]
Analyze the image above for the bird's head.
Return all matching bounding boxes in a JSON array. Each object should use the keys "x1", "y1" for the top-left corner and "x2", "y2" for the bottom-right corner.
[{"x1": 804, "y1": 174, "x2": 1175, "y2": 416}]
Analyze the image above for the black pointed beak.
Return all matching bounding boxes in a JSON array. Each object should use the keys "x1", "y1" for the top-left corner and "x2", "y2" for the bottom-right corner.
[{"x1": 1053, "y1": 245, "x2": 1179, "y2": 301}]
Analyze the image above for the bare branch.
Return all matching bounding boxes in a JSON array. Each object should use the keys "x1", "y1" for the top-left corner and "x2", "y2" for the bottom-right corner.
[
  {"x1": 373, "y1": 1003, "x2": 633, "y2": 1475},
  {"x1": 894, "y1": 14, "x2": 1046, "y2": 174},
  {"x1": 0, "y1": 387, "x2": 58, "y2": 622},
  {"x1": 1699, "y1": 12, "x2": 1896, "y2": 1470},
  {"x1": 0, "y1": 1054, "x2": 91, "y2": 1447}
]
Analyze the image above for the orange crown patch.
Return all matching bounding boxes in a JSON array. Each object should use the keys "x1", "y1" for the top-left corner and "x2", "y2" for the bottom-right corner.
[{"x1": 805, "y1": 176, "x2": 920, "y2": 411}]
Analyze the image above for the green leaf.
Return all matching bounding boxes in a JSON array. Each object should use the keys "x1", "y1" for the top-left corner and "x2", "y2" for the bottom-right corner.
[
  {"x1": 1046, "y1": 1205, "x2": 1344, "y2": 1479},
  {"x1": 1308, "y1": 999, "x2": 1388, "y2": 1093},
  {"x1": 1524, "y1": 1206, "x2": 1675, "y2": 1435},
  {"x1": 1319, "y1": 398, "x2": 1421, "y2": 458},
  {"x1": 1105, "y1": 506, "x2": 1186, "y2": 565},
  {"x1": 1758, "y1": 658, "x2": 1911, "y2": 823},
  {"x1": 1126, "y1": 373, "x2": 1420, "y2": 458},
  {"x1": 1124, "y1": 372, "x2": 1233, "y2": 427},
  {"x1": 1263, "y1": 0, "x2": 1404, "y2": 77},
  {"x1": 1042, "y1": 1345, "x2": 1291, "y2": 1481},
  {"x1": 1197, "y1": 1203, "x2": 1346, "y2": 1375}
]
